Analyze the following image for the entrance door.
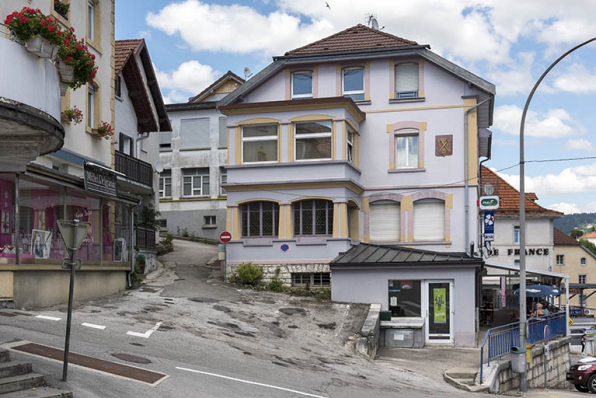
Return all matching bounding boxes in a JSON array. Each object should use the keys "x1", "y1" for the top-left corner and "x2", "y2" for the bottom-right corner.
[{"x1": 426, "y1": 281, "x2": 453, "y2": 343}]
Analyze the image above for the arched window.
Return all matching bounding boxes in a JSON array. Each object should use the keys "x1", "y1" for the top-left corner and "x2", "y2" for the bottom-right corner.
[
  {"x1": 241, "y1": 202, "x2": 280, "y2": 237},
  {"x1": 413, "y1": 199, "x2": 444, "y2": 241},
  {"x1": 294, "y1": 199, "x2": 333, "y2": 236},
  {"x1": 370, "y1": 200, "x2": 400, "y2": 242}
]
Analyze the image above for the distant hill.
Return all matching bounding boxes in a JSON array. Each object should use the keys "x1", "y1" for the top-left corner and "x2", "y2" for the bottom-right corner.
[{"x1": 553, "y1": 212, "x2": 596, "y2": 234}]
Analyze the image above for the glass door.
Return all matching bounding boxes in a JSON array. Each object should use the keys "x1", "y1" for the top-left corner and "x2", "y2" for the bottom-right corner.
[{"x1": 426, "y1": 281, "x2": 453, "y2": 342}]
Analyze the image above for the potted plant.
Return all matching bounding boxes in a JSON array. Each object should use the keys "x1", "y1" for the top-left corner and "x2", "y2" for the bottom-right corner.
[
  {"x1": 91, "y1": 121, "x2": 114, "y2": 140},
  {"x1": 4, "y1": 7, "x2": 63, "y2": 59},
  {"x1": 61, "y1": 106, "x2": 83, "y2": 124},
  {"x1": 57, "y1": 29, "x2": 97, "y2": 90},
  {"x1": 54, "y1": 0, "x2": 69, "y2": 19}
]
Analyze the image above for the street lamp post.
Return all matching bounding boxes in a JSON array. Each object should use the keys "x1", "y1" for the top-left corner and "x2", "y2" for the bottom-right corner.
[{"x1": 518, "y1": 37, "x2": 596, "y2": 392}]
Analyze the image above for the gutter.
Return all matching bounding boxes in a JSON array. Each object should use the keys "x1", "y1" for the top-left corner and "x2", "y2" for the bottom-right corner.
[
  {"x1": 127, "y1": 195, "x2": 143, "y2": 288},
  {"x1": 464, "y1": 97, "x2": 491, "y2": 255}
]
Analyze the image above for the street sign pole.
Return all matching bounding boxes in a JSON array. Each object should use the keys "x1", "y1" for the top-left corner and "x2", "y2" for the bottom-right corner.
[
  {"x1": 219, "y1": 231, "x2": 232, "y2": 283},
  {"x1": 62, "y1": 219, "x2": 78, "y2": 382}
]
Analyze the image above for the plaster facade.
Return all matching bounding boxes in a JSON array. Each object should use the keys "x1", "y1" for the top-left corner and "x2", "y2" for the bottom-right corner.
[{"x1": 554, "y1": 243, "x2": 596, "y2": 308}]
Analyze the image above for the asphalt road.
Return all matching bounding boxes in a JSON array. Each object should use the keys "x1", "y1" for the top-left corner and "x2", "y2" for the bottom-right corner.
[{"x1": 0, "y1": 239, "x2": 486, "y2": 397}]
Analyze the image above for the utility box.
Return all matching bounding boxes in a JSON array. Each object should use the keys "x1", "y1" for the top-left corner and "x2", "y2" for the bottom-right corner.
[{"x1": 384, "y1": 329, "x2": 414, "y2": 348}]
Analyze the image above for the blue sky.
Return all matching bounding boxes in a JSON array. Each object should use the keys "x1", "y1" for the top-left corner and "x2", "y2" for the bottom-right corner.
[{"x1": 116, "y1": 0, "x2": 596, "y2": 215}]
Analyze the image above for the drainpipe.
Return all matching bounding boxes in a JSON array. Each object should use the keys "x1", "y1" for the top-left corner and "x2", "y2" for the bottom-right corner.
[
  {"x1": 478, "y1": 157, "x2": 490, "y2": 256},
  {"x1": 127, "y1": 197, "x2": 142, "y2": 287},
  {"x1": 464, "y1": 97, "x2": 491, "y2": 255}
]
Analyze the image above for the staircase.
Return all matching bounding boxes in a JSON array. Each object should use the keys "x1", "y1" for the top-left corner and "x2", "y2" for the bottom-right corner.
[
  {"x1": 0, "y1": 349, "x2": 72, "y2": 397},
  {"x1": 443, "y1": 367, "x2": 489, "y2": 393}
]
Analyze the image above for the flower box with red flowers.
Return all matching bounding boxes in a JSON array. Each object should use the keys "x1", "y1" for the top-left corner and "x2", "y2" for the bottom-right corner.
[
  {"x1": 4, "y1": 7, "x2": 63, "y2": 59},
  {"x1": 91, "y1": 122, "x2": 114, "y2": 140},
  {"x1": 61, "y1": 106, "x2": 83, "y2": 125},
  {"x1": 54, "y1": 0, "x2": 69, "y2": 20}
]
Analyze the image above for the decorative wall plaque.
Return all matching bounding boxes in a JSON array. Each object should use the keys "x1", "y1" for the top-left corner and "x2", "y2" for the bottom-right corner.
[{"x1": 435, "y1": 135, "x2": 453, "y2": 157}]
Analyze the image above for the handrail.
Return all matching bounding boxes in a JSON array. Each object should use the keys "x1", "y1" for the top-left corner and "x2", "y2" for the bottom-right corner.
[{"x1": 479, "y1": 312, "x2": 566, "y2": 384}]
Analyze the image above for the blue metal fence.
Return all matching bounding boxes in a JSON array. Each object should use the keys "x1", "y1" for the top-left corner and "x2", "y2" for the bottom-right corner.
[{"x1": 479, "y1": 312, "x2": 566, "y2": 383}]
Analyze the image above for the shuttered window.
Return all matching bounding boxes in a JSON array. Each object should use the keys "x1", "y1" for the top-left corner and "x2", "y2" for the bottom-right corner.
[
  {"x1": 370, "y1": 201, "x2": 400, "y2": 242},
  {"x1": 395, "y1": 63, "x2": 419, "y2": 98},
  {"x1": 180, "y1": 118, "x2": 210, "y2": 149},
  {"x1": 218, "y1": 117, "x2": 228, "y2": 148},
  {"x1": 413, "y1": 199, "x2": 445, "y2": 241}
]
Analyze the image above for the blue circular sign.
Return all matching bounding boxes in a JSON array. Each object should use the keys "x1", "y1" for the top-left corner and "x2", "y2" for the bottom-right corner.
[{"x1": 280, "y1": 244, "x2": 289, "y2": 252}]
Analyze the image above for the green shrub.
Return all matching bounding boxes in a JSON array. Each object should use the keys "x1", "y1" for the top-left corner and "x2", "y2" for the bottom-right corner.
[
  {"x1": 182, "y1": 228, "x2": 189, "y2": 238},
  {"x1": 165, "y1": 234, "x2": 174, "y2": 244},
  {"x1": 268, "y1": 278, "x2": 285, "y2": 292},
  {"x1": 234, "y1": 263, "x2": 263, "y2": 286}
]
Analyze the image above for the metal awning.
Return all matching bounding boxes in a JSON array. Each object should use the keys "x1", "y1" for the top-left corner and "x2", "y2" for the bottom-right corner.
[{"x1": 484, "y1": 260, "x2": 570, "y2": 279}]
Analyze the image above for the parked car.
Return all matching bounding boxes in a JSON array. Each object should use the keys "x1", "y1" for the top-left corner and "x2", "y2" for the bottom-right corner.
[{"x1": 567, "y1": 357, "x2": 596, "y2": 392}]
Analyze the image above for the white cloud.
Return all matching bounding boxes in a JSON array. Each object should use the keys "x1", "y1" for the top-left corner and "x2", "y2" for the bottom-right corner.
[
  {"x1": 494, "y1": 105, "x2": 583, "y2": 138},
  {"x1": 487, "y1": 52, "x2": 535, "y2": 97},
  {"x1": 565, "y1": 139, "x2": 596, "y2": 152},
  {"x1": 548, "y1": 202, "x2": 596, "y2": 215},
  {"x1": 138, "y1": 30, "x2": 151, "y2": 39},
  {"x1": 497, "y1": 164, "x2": 596, "y2": 196},
  {"x1": 553, "y1": 63, "x2": 596, "y2": 94},
  {"x1": 493, "y1": 139, "x2": 517, "y2": 146},
  {"x1": 162, "y1": 90, "x2": 189, "y2": 105},
  {"x1": 154, "y1": 60, "x2": 219, "y2": 102}
]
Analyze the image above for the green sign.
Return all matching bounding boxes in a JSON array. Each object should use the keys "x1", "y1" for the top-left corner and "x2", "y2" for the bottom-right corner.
[
  {"x1": 433, "y1": 288, "x2": 447, "y2": 324},
  {"x1": 479, "y1": 195, "x2": 500, "y2": 210}
]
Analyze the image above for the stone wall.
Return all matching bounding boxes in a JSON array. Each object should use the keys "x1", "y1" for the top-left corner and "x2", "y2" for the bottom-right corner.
[
  {"x1": 355, "y1": 303, "x2": 381, "y2": 359},
  {"x1": 479, "y1": 336, "x2": 571, "y2": 393},
  {"x1": 226, "y1": 263, "x2": 330, "y2": 286}
]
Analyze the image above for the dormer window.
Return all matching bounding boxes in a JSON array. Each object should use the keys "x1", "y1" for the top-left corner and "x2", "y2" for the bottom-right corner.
[
  {"x1": 342, "y1": 68, "x2": 364, "y2": 101},
  {"x1": 395, "y1": 62, "x2": 419, "y2": 99},
  {"x1": 291, "y1": 72, "x2": 313, "y2": 99}
]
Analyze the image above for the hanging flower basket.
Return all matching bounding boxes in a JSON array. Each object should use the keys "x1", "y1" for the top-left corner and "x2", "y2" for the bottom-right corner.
[
  {"x1": 90, "y1": 121, "x2": 114, "y2": 140},
  {"x1": 26, "y1": 35, "x2": 59, "y2": 59},
  {"x1": 57, "y1": 59, "x2": 75, "y2": 82},
  {"x1": 61, "y1": 106, "x2": 83, "y2": 124}
]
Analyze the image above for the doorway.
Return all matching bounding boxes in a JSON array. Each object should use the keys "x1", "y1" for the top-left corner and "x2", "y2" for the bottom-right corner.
[{"x1": 425, "y1": 280, "x2": 453, "y2": 343}]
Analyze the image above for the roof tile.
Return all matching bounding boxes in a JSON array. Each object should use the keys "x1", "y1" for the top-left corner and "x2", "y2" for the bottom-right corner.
[
  {"x1": 554, "y1": 228, "x2": 580, "y2": 245},
  {"x1": 115, "y1": 39, "x2": 143, "y2": 75}
]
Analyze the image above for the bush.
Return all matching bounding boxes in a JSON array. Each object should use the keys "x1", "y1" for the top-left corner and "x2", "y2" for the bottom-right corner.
[
  {"x1": 182, "y1": 228, "x2": 189, "y2": 238},
  {"x1": 233, "y1": 263, "x2": 263, "y2": 286},
  {"x1": 165, "y1": 234, "x2": 174, "y2": 245},
  {"x1": 268, "y1": 279, "x2": 285, "y2": 292}
]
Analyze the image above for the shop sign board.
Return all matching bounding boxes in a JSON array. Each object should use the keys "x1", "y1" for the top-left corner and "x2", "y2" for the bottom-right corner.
[
  {"x1": 84, "y1": 162, "x2": 118, "y2": 198},
  {"x1": 484, "y1": 211, "x2": 495, "y2": 241},
  {"x1": 479, "y1": 196, "x2": 500, "y2": 210}
]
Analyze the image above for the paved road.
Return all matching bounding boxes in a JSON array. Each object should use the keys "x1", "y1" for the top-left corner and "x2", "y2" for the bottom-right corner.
[{"x1": 0, "y1": 239, "x2": 489, "y2": 397}]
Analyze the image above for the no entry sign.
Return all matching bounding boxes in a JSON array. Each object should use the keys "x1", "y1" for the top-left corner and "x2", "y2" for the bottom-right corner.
[{"x1": 219, "y1": 231, "x2": 232, "y2": 243}]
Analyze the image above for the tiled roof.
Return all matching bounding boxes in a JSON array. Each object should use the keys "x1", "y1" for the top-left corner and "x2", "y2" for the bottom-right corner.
[
  {"x1": 115, "y1": 39, "x2": 143, "y2": 75},
  {"x1": 188, "y1": 71, "x2": 245, "y2": 104},
  {"x1": 480, "y1": 166, "x2": 563, "y2": 217},
  {"x1": 554, "y1": 228, "x2": 580, "y2": 246},
  {"x1": 285, "y1": 24, "x2": 418, "y2": 56},
  {"x1": 580, "y1": 232, "x2": 596, "y2": 239}
]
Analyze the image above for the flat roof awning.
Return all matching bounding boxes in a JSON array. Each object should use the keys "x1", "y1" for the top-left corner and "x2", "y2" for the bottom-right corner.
[{"x1": 484, "y1": 261, "x2": 570, "y2": 279}]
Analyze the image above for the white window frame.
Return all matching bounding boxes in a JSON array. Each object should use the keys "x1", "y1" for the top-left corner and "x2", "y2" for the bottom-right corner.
[
  {"x1": 292, "y1": 273, "x2": 330, "y2": 287},
  {"x1": 182, "y1": 169, "x2": 210, "y2": 197},
  {"x1": 87, "y1": 85, "x2": 95, "y2": 129},
  {"x1": 395, "y1": 129, "x2": 419, "y2": 169},
  {"x1": 204, "y1": 215, "x2": 216, "y2": 226},
  {"x1": 291, "y1": 71, "x2": 313, "y2": 99},
  {"x1": 342, "y1": 67, "x2": 365, "y2": 100},
  {"x1": 159, "y1": 173, "x2": 171, "y2": 198},
  {"x1": 579, "y1": 274, "x2": 587, "y2": 284},
  {"x1": 346, "y1": 126, "x2": 354, "y2": 164},
  {"x1": 241, "y1": 125, "x2": 278, "y2": 164},
  {"x1": 220, "y1": 170, "x2": 227, "y2": 197},
  {"x1": 513, "y1": 226, "x2": 520, "y2": 244},
  {"x1": 395, "y1": 62, "x2": 419, "y2": 99},
  {"x1": 556, "y1": 254, "x2": 565, "y2": 266},
  {"x1": 294, "y1": 121, "x2": 332, "y2": 162},
  {"x1": 87, "y1": 1, "x2": 95, "y2": 42}
]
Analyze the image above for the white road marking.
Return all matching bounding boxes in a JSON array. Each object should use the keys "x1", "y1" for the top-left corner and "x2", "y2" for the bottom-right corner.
[
  {"x1": 126, "y1": 322, "x2": 162, "y2": 339},
  {"x1": 35, "y1": 315, "x2": 61, "y2": 321},
  {"x1": 176, "y1": 366, "x2": 327, "y2": 398},
  {"x1": 81, "y1": 323, "x2": 106, "y2": 330}
]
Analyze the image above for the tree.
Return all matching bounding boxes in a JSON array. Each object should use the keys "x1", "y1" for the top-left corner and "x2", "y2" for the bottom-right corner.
[
  {"x1": 571, "y1": 229, "x2": 584, "y2": 239},
  {"x1": 592, "y1": 225, "x2": 596, "y2": 233},
  {"x1": 135, "y1": 204, "x2": 161, "y2": 231},
  {"x1": 580, "y1": 239, "x2": 596, "y2": 256}
]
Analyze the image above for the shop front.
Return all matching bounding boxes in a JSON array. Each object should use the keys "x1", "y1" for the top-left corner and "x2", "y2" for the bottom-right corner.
[{"x1": 0, "y1": 165, "x2": 137, "y2": 309}]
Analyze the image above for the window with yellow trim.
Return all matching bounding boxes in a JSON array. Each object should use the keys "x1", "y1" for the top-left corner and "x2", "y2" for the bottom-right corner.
[
  {"x1": 242, "y1": 125, "x2": 278, "y2": 163},
  {"x1": 295, "y1": 121, "x2": 332, "y2": 161},
  {"x1": 395, "y1": 62, "x2": 419, "y2": 99}
]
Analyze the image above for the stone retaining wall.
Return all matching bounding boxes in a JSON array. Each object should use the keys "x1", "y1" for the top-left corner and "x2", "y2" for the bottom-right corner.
[
  {"x1": 479, "y1": 336, "x2": 571, "y2": 393},
  {"x1": 355, "y1": 303, "x2": 381, "y2": 359},
  {"x1": 226, "y1": 263, "x2": 330, "y2": 286}
]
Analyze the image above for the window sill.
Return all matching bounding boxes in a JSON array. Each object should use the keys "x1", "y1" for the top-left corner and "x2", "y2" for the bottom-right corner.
[
  {"x1": 227, "y1": 160, "x2": 362, "y2": 173},
  {"x1": 217, "y1": 147, "x2": 228, "y2": 150},
  {"x1": 160, "y1": 148, "x2": 173, "y2": 152},
  {"x1": 86, "y1": 40, "x2": 102, "y2": 56},
  {"x1": 389, "y1": 97, "x2": 426, "y2": 104},
  {"x1": 116, "y1": 96, "x2": 123, "y2": 102},
  {"x1": 388, "y1": 168, "x2": 426, "y2": 173},
  {"x1": 180, "y1": 147, "x2": 210, "y2": 152},
  {"x1": 202, "y1": 225, "x2": 217, "y2": 229},
  {"x1": 407, "y1": 240, "x2": 452, "y2": 246},
  {"x1": 354, "y1": 100, "x2": 372, "y2": 106},
  {"x1": 181, "y1": 195, "x2": 210, "y2": 199}
]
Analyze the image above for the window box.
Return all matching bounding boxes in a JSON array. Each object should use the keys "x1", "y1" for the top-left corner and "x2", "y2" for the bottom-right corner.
[
  {"x1": 26, "y1": 36, "x2": 59, "y2": 59},
  {"x1": 57, "y1": 59, "x2": 75, "y2": 83}
]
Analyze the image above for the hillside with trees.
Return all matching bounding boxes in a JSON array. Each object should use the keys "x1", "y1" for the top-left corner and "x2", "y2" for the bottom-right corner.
[{"x1": 553, "y1": 213, "x2": 596, "y2": 235}]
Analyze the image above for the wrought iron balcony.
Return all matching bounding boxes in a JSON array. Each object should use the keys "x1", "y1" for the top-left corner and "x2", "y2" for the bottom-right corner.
[
  {"x1": 136, "y1": 227, "x2": 156, "y2": 250},
  {"x1": 115, "y1": 151, "x2": 153, "y2": 188}
]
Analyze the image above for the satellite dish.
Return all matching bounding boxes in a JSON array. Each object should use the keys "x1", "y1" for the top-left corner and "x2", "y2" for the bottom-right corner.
[
  {"x1": 371, "y1": 18, "x2": 379, "y2": 30},
  {"x1": 244, "y1": 67, "x2": 252, "y2": 79},
  {"x1": 154, "y1": 161, "x2": 164, "y2": 174}
]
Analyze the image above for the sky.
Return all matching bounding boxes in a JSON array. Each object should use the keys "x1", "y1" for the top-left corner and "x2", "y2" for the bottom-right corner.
[{"x1": 116, "y1": 0, "x2": 596, "y2": 215}]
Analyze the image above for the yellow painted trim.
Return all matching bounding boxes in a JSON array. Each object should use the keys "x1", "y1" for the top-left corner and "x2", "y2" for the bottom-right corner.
[
  {"x1": 237, "y1": 117, "x2": 280, "y2": 126},
  {"x1": 401, "y1": 234, "x2": 406, "y2": 242},
  {"x1": 420, "y1": 122, "x2": 427, "y2": 130},
  {"x1": 227, "y1": 127, "x2": 231, "y2": 165},
  {"x1": 223, "y1": 103, "x2": 365, "y2": 124},
  {"x1": 332, "y1": 121, "x2": 336, "y2": 160},
  {"x1": 364, "y1": 62, "x2": 371, "y2": 101},
  {"x1": 288, "y1": 122, "x2": 295, "y2": 162},
  {"x1": 386, "y1": 124, "x2": 393, "y2": 134},
  {"x1": 368, "y1": 104, "x2": 466, "y2": 114},
  {"x1": 226, "y1": 207, "x2": 232, "y2": 232},
  {"x1": 446, "y1": 194, "x2": 453, "y2": 209},
  {"x1": 464, "y1": 98, "x2": 479, "y2": 185},
  {"x1": 401, "y1": 196, "x2": 413, "y2": 211},
  {"x1": 278, "y1": 204, "x2": 286, "y2": 239},
  {"x1": 289, "y1": 196, "x2": 334, "y2": 203},
  {"x1": 289, "y1": 114, "x2": 334, "y2": 122},
  {"x1": 418, "y1": 59, "x2": 425, "y2": 98},
  {"x1": 225, "y1": 181, "x2": 363, "y2": 195},
  {"x1": 363, "y1": 234, "x2": 370, "y2": 243},
  {"x1": 60, "y1": 86, "x2": 71, "y2": 113},
  {"x1": 354, "y1": 133, "x2": 360, "y2": 167},
  {"x1": 342, "y1": 121, "x2": 346, "y2": 160},
  {"x1": 278, "y1": 124, "x2": 282, "y2": 163},
  {"x1": 408, "y1": 234, "x2": 414, "y2": 242},
  {"x1": 361, "y1": 197, "x2": 369, "y2": 212},
  {"x1": 332, "y1": 203, "x2": 340, "y2": 238},
  {"x1": 445, "y1": 233, "x2": 451, "y2": 241},
  {"x1": 349, "y1": 207, "x2": 360, "y2": 241},
  {"x1": 285, "y1": 205, "x2": 293, "y2": 239},
  {"x1": 340, "y1": 203, "x2": 349, "y2": 238},
  {"x1": 235, "y1": 126, "x2": 242, "y2": 165},
  {"x1": 389, "y1": 60, "x2": 395, "y2": 100},
  {"x1": 346, "y1": 118, "x2": 359, "y2": 132},
  {"x1": 236, "y1": 198, "x2": 282, "y2": 205},
  {"x1": 232, "y1": 207, "x2": 241, "y2": 240}
]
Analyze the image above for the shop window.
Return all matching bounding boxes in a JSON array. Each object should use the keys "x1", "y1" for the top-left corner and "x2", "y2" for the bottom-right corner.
[
  {"x1": 241, "y1": 201, "x2": 279, "y2": 238},
  {"x1": 413, "y1": 199, "x2": 445, "y2": 241},
  {"x1": 180, "y1": 118, "x2": 210, "y2": 149},
  {"x1": 66, "y1": 190, "x2": 100, "y2": 262},
  {"x1": 292, "y1": 273, "x2": 330, "y2": 287},
  {"x1": 242, "y1": 125, "x2": 278, "y2": 163},
  {"x1": 102, "y1": 201, "x2": 130, "y2": 263},
  {"x1": 342, "y1": 68, "x2": 364, "y2": 101},
  {"x1": 395, "y1": 128, "x2": 419, "y2": 168},
  {"x1": 159, "y1": 170, "x2": 172, "y2": 198},
  {"x1": 370, "y1": 201, "x2": 400, "y2": 243},
  {"x1": 295, "y1": 121, "x2": 332, "y2": 161},
  {"x1": 395, "y1": 62, "x2": 419, "y2": 99},
  {"x1": 388, "y1": 280, "x2": 421, "y2": 317},
  {"x1": 182, "y1": 168, "x2": 209, "y2": 197},
  {"x1": 0, "y1": 174, "x2": 15, "y2": 264},
  {"x1": 293, "y1": 199, "x2": 333, "y2": 236},
  {"x1": 291, "y1": 71, "x2": 313, "y2": 99}
]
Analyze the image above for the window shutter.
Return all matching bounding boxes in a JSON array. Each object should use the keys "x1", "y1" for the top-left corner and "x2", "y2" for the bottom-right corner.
[
  {"x1": 370, "y1": 201, "x2": 400, "y2": 242},
  {"x1": 180, "y1": 118, "x2": 210, "y2": 148},
  {"x1": 396, "y1": 63, "x2": 419, "y2": 93},
  {"x1": 413, "y1": 199, "x2": 445, "y2": 241},
  {"x1": 218, "y1": 117, "x2": 228, "y2": 148}
]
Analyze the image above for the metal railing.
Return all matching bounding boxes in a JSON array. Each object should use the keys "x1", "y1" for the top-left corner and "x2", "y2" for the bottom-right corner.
[
  {"x1": 115, "y1": 151, "x2": 153, "y2": 188},
  {"x1": 136, "y1": 227, "x2": 156, "y2": 250},
  {"x1": 479, "y1": 312, "x2": 566, "y2": 383}
]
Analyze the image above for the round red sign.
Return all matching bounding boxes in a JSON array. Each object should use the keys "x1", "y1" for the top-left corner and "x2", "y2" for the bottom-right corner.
[{"x1": 219, "y1": 231, "x2": 232, "y2": 243}]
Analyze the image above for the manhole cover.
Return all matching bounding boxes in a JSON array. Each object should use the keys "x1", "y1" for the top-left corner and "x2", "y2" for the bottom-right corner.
[{"x1": 111, "y1": 353, "x2": 152, "y2": 364}]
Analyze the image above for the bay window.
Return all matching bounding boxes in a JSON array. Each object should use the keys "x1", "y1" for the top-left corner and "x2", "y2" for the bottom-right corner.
[
  {"x1": 241, "y1": 201, "x2": 280, "y2": 237},
  {"x1": 291, "y1": 71, "x2": 313, "y2": 99},
  {"x1": 294, "y1": 199, "x2": 333, "y2": 236},
  {"x1": 295, "y1": 121, "x2": 332, "y2": 161},
  {"x1": 347, "y1": 125, "x2": 355, "y2": 164},
  {"x1": 395, "y1": 62, "x2": 419, "y2": 98},
  {"x1": 370, "y1": 201, "x2": 400, "y2": 243},
  {"x1": 342, "y1": 68, "x2": 364, "y2": 101},
  {"x1": 242, "y1": 125, "x2": 278, "y2": 163},
  {"x1": 413, "y1": 199, "x2": 445, "y2": 241},
  {"x1": 395, "y1": 129, "x2": 419, "y2": 168}
]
